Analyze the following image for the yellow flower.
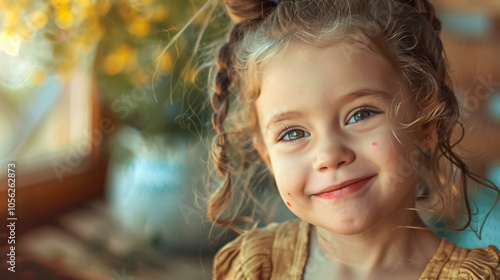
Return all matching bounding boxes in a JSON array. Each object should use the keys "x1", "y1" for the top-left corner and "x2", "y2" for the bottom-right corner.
[
  {"x1": 29, "y1": 10, "x2": 49, "y2": 30},
  {"x1": 0, "y1": 0, "x2": 8, "y2": 10},
  {"x1": 51, "y1": 0, "x2": 70, "y2": 5},
  {"x1": 95, "y1": 0, "x2": 110, "y2": 16},
  {"x1": 55, "y1": 6, "x2": 74, "y2": 30},
  {"x1": 104, "y1": 54, "x2": 125, "y2": 76},
  {"x1": 4, "y1": 9, "x2": 20, "y2": 31},
  {"x1": 104, "y1": 45, "x2": 137, "y2": 75},
  {"x1": 31, "y1": 67, "x2": 47, "y2": 86},
  {"x1": 0, "y1": 31, "x2": 21, "y2": 57},
  {"x1": 128, "y1": 16, "x2": 151, "y2": 38},
  {"x1": 153, "y1": 4, "x2": 168, "y2": 21}
]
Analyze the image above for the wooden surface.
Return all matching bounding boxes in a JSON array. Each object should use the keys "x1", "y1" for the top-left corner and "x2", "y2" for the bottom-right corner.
[{"x1": 0, "y1": 199, "x2": 213, "y2": 280}]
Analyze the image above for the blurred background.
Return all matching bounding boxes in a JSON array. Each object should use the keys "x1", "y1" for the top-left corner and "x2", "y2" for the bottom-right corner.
[{"x1": 0, "y1": 0, "x2": 499, "y2": 279}]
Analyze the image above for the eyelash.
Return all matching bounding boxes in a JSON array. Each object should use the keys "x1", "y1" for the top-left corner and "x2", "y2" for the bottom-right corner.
[
  {"x1": 275, "y1": 106, "x2": 381, "y2": 143},
  {"x1": 276, "y1": 125, "x2": 309, "y2": 143},
  {"x1": 346, "y1": 106, "x2": 381, "y2": 125}
]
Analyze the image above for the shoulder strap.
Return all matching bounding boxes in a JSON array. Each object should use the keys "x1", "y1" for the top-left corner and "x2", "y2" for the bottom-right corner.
[
  {"x1": 213, "y1": 220, "x2": 310, "y2": 280},
  {"x1": 270, "y1": 219, "x2": 310, "y2": 279},
  {"x1": 458, "y1": 244, "x2": 500, "y2": 279},
  {"x1": 420, "y1": 238, "x2": 500, "y2": 279}
]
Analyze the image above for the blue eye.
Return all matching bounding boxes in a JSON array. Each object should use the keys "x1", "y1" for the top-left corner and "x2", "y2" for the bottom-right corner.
[
  {"x1": 346, "y1": 109, "x2": 377, "y2": 124},
  {"x1": 280, "y1": 129, "x2": 310, "y2": 141}
]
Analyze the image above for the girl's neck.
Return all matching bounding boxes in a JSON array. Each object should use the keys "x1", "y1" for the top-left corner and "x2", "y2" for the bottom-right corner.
[{"x1": 310, "y1": 211, "x2": 441, "y2": 278}]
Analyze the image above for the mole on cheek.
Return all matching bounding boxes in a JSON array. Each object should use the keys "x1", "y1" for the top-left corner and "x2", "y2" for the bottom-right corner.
[{"x1": 287, "y1": 202, "x2": 291, "y2": 207}]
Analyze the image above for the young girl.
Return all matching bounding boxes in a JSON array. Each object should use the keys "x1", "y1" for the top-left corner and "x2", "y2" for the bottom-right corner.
[{"x1": 200, "y1": 0, "x2": 500, "y2": 279}]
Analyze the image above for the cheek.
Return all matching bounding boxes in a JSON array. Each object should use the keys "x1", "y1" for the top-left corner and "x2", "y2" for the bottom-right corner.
[
  {"x1": 367, "y1": 140, "x2": 393, "y2": 163},
  {"x1": 274, "y1": 161, "x2": 303, "y2": 187},
  {"x1": 370, "y1": 141, "x2": 384, "y2": 156},
  {"x1": 368, "y1": 128, "x2": 408, "y2": 162},
  {"x1": 367, "y1": 137, "x2": 410, "y2": 181},
  {"x1": 271, "y1": 154, "x2": 308, "y2": 193},
  {"x1": 374, "y1": 139, "x2": 418, "y2": 188}
]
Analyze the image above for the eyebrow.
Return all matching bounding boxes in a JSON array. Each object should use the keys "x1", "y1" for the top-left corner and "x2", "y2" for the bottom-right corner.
[
  {"x1": 266, "y1": 111, "x2": 305, "y2": 132},
  {"x1": 265, "y1": 89, "x2": 391, "y2": 132},
  {"x1": 340, "y1": 88, "x2": 391, "y2": 104}
]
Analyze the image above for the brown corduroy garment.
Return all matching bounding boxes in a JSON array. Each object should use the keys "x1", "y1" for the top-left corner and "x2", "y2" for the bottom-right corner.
[{"x1": 213, "y1": 219, "x2": 500, "y2": 279}]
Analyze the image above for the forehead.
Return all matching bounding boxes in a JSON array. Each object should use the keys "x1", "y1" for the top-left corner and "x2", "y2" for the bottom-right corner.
[
  {"x1": 255, "y1": 40, "x2": 408, "y2": 128},
  {"x1": 262, "y1": 40, "x2": 398, "y2": 90}
]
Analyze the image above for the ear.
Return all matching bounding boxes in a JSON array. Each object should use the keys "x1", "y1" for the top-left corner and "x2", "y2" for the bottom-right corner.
[
  {"x1": 253, "y1": 136, "x2": 273, "y2": 174},
  {"x1": 420, "y1": 120, "x2": 438, "y2": 150}
]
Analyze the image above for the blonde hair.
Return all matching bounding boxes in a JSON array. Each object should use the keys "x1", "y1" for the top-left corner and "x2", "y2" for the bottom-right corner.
[{"x1": 202, "y1": 0, "x2": 499, "y2": 234}]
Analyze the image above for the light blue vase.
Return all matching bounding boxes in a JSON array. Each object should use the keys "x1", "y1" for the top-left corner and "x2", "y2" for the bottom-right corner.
[{"x1": 106, "y1": 126, "x2": 227, "y2": 253}]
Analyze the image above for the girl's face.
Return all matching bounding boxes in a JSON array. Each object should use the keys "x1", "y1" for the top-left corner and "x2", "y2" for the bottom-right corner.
[{"x1": 255, "y1": 41, "x2": 430, "y2": 235}]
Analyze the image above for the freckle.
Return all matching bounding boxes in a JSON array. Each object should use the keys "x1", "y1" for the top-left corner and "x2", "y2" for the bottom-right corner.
[
  {"x1": 372, "y1": 142, "x2": 377, "y2": 146},
  {"x1": 287, "y1": 202, "x2": 291, "y2": 207}
]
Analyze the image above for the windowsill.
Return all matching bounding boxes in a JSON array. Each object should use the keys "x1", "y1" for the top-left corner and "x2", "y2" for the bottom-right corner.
[{"x1": 0, "y1": 155, "x2": 109, "y2": 236}]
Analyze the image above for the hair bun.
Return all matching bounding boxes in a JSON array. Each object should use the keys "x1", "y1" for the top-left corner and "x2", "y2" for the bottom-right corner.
[{"x1": 224, "y1": 0, "x2": 277, "y2": 23}]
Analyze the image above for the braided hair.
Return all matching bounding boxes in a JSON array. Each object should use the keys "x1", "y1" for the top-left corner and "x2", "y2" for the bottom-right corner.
[{"x1": 208, "y1": 1, "x2": 277, "y2": 231}]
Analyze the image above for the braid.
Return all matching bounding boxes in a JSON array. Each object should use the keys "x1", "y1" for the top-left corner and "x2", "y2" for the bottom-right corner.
[
  {"x1": 208, "y1": 21, "x2": 263, "y2": 231},
  {"x1": 208, "y1": 38, "x2": 236, "y2": 229},
  {"x1": 413, "y1": 0, "x2": 446, "y2": 81}
]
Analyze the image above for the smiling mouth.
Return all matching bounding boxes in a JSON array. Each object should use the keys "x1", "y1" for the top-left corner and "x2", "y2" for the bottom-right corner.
[{"x1": 313, "y1": 175, "x2": 377, "y2": 200}]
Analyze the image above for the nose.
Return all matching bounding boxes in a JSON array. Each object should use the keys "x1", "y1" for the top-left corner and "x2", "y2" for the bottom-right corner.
[{"x1": 313, "y1": 138, "x2": 356, "y2": 172}]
